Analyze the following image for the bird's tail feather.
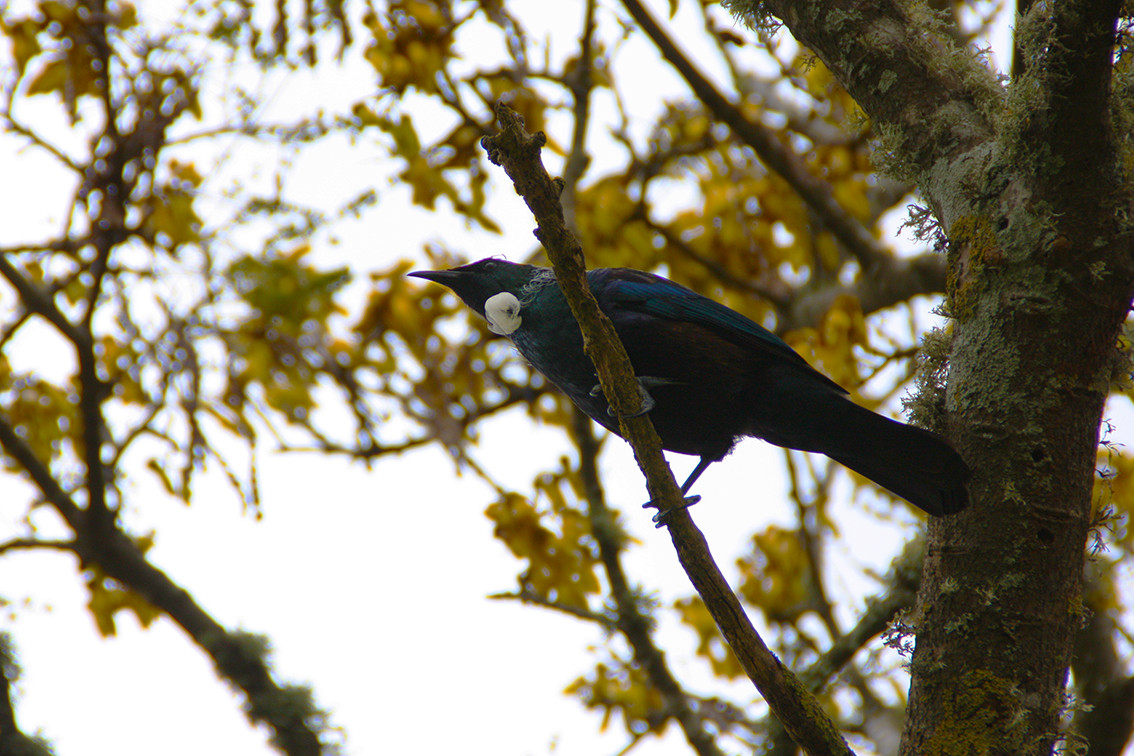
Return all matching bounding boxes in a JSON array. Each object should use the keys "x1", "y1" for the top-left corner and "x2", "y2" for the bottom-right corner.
[{"x1": 819, "y1": 399, "x2": 969, "y2": 517}]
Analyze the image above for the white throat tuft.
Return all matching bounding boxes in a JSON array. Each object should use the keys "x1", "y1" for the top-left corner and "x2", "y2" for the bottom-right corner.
[{"x1": 485, "y1": 292, "x2": 522, "y2": 335}]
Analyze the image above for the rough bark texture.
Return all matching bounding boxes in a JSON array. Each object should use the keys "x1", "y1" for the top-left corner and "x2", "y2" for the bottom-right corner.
[{"x1": 728, "y1": 0, "x2": 1134, "y2": 753}]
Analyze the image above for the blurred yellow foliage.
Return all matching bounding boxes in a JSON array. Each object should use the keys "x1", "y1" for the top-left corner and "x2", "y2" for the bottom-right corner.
[
  {"x1": 785, "y1": 295, "x2": 868, "y2": 388},
  {"x1": 85, "y1": 564, "x2": 161, "y2": 638},
  {"x1": 737, "y1": 526, "x2": 813, "y2": 623},
  {"x1": 565, "y1": 661, "x2": 668, "y2": 735},
  {"x1": 485, "y1": 460, "x2": 601, "y2": 610},
  {"x1": 362, "y1": 1, "x2": 453, "y2": 96},
  {"x1": 674, "y1": 595, "x2": 746, "y2": 679}
]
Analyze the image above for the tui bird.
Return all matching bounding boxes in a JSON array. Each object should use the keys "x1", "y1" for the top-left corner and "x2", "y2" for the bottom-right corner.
[{"x1": 409, "y1": 258, "x2": 969, "y2": 518}]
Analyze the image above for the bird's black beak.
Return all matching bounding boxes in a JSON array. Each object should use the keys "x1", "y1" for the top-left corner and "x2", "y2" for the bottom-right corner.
[
  {"x1": 407, "y1": 266, "x2": 492, "y2": 317},
  {"x1": 407, "y1": 269, "x2": 460, "y2": 286}
]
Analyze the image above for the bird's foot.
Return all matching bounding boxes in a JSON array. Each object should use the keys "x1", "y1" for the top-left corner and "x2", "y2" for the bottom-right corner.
[
  {"x1": 620, "y1": 389, "x2": 656, "y2": 418},
  {"x1": 644, "y1": 495, "x2": 701, "y2": 528},
  {"x1": 591, "y1": 382, "x2": 656, "y2": 417},
  {"x1": 592, "y1": 376, "x2": 678, "y2": 418}
]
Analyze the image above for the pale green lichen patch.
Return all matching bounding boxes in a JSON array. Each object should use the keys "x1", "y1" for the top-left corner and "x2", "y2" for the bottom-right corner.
[
  {"x1": 945, "y1": 214, "x2": 1004, "y2": 323},
  {"x1": 922, "y1": 669, "x2": 1029, "y2": 756}
]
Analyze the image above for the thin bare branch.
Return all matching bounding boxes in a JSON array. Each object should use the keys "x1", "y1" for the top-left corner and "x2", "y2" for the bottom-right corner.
[
  {"x1": 0, "y1": 255, "x2": 90, "y2": 349},
  {"x1": 488, "y1": 587, "x2": 617, "y2": 629},
  {"x1": 0, "y1": 110, "x2": 82, "y2": 173},
  {"x1": 0, "y1": 415, "x2": 86, "y2": 532},
  {"x1": 801, "y1": 539, "x2": 923, "y2": 691},
  {"x1": 0, "y1": 538, "x2": 78, "y2": 557},
  {"x1": 619, "y1": 0, "x2": 888, "y2": 273},
  {"x1": 573, "y1": 411, "x2": 726, "y2": 756},
  {"x1": 559, "y1": 0, "x2": 598, "y2": 233}
]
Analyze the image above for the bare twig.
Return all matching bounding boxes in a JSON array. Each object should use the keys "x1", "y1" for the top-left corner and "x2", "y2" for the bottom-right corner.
[
  {"x1": 488, "y1": 587, "x2": 617, "y2": 629},
  {"x1": 0, "y1": 538, "x2": 78, "y2": 557},
  {"x1": 0, "y1": 110, "x2": 82, "y2": 173},
  {"x1": 801, "y1": 539, "x2": 923, "y2": 691},
  {"x1": 559, "y1": 0, "x2": 597, "y2": 232},
  {"x1": 573, "y1": 411, "x2": 726, "y2": 756},
  {"x1": 0, "y1": 255, "x2": 89, "y2": 349}
]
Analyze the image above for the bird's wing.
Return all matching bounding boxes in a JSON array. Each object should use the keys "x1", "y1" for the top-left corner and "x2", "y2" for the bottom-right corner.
[{"x1": 594, "y1": 268, "x2": 846, "y2": 392}]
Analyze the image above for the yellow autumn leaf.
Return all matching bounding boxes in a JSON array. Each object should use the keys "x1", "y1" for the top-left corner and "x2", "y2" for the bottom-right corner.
[
  {"x1": 85, "y1": 569, "x2": 162, "y2": 638},
  {"x1": 737, "y1": 526, "x2": 813, "y2": 623}
]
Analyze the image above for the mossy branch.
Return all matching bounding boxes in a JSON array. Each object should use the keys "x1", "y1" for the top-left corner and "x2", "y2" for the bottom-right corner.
[
  {"x1": 0, "y1": 634, "x2": 53, "y2": 756},
  {"x1": 735, "y1": 0, "x2": 1000, "y2": 191},
  {"x1": 481, "y1": 100, "x2": 856, "y2": 756}
]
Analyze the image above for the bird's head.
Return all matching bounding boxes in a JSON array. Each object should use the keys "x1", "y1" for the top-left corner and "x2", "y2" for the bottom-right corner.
[{"x1": 408, "y1": 257, "x2": 544, "y2": 336}]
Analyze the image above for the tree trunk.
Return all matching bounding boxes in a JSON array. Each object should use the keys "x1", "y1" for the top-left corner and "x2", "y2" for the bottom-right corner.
[{"x1": 732, "y1": 0, "x2": 1134, "y2": 751}]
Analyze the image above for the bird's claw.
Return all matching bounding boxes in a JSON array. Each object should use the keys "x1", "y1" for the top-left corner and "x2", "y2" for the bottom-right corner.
[
  {"x1": 644, "y1": 495, "x2": 702, "y2": 528},
  {"x1": 593, "y1": 376, "x2": 672, "y2": 418},
  {"x1": 620, "y1": 391, "x2": 655, "y2": 418},
  {"x1": 593, "y1": 382, "x2": 656, "y2": 417}
]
